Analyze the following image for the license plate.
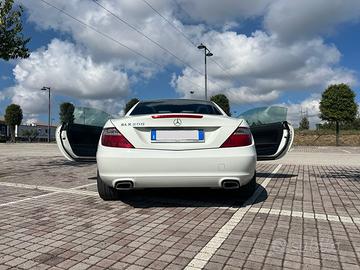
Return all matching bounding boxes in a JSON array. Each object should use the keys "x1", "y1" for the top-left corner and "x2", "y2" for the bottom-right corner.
[{"x1": 151, "y1": 129, "x2": 204, "y2": 142}]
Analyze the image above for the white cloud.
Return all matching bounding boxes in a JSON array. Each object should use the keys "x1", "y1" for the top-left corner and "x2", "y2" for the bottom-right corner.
[
  {"x1": 265, "y1": 0, "x2": 360, "y2": 42},
  {"x1": 10, "y1": 85, "x2": 49, "y2": 114},
  {"x1": 226, "y1": 88, "x2": 280, "y2": 104},
  {"x1": 175, "y1": 0, "x2": 272, "y2": 24},
  {"x1": 176, "y1": 0, "x2": 360, "y2": 41},
  {"x1": 25, "y1": 116, "x2": 39, "y2": 125},
  {"x1": 172, "y1": 31, "x2": 356, "y2": 103},
  {"x1": 3, "y1": 0, "x2": 357, "y2": 116},
  {"x1": 23, "y1": 0, "x2": 203, "y2": 74},
  {"x1": 10, "y1": 39, "x2": 129, "y2": 114},
  {"x1": 281, "y1": 95, "x2": 321, "y2": 128}
]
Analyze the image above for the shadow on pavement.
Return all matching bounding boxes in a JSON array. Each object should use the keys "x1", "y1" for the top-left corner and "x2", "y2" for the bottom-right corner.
[
  {"x1": 33, "y1": 159, "x2": 93, "y2": 168},
  {"x1": 311, "y1": 169, "x2": 360, "y2": 180},
  {"x1": 9, "y1": 160, "x2": 94, "y2": 175},
  {"x1": 256, "y1": 172, "x2": 297, "y2": 179},
  {"x1": 117, "y1": 184, "x2": 268, "y2": 208}
]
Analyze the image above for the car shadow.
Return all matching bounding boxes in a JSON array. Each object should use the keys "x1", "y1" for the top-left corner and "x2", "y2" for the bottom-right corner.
[
  {"x1": 6, "y1": 160, "x2": 92, "y2": 176},
  {"x1": 310, "y1": 169, "x2": 360, "y2": 180},
  {"x1": 33, "y1": 160, "x2": 94, "y2": 168},
  {"x1": 256, "y1": 172, "x2": 297, "y2": 179},
  {"x1": 116, "y1": 184, "x2": 268, "y2": 208}
]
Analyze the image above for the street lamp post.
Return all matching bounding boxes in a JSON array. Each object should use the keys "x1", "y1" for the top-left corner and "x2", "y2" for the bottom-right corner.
[
  {"x1": 41, "y1": 86, "x2": 51, "y2": 143},
  {"x1": 197, "y1": 43, "x2": 213, "y2": 100}
]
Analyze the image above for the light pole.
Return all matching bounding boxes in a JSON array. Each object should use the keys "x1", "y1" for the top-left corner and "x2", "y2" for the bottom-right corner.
[
  {"x1": 41, "y1": 86, "x2": 51, "y2": 143},
  {"x1": 197, "y1": 43, "x2": 213, "y2": 100}
]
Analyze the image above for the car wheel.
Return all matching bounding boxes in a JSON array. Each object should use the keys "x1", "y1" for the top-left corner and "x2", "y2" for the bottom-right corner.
[
  {"x1": 240, "y1": 173, "x2": 256, "y2": 197},
  {"x1": 97, "y1": 171, "x2": 120, "y2": 201}
]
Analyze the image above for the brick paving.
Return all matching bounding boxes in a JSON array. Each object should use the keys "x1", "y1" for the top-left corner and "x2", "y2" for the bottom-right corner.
[
  {"x1": 0, "y1": 156, "x2": 96, "y2": 189},
  {"x1": 0, "y1": 144, "x2": 360, "y2": 269},
  {"x1": 205, "y1": 165, "x2": 360, "y2": 270},
  {"x1": 0, "y1": 185, "x2": 48, "y2": 205}
]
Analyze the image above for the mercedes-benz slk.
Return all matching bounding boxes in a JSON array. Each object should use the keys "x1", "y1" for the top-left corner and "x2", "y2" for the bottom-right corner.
[{"x1": 56, "y1": 99, "x2": 293, "y2": 200}]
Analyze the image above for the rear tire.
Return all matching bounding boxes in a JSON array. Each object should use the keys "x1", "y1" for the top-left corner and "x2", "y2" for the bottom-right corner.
[
  {"x1": 240, "y1": 173, "x2": 256, "y2": 197},
  {"x1": 97, "y1": 171, "x2": 120, "y2": 201}
]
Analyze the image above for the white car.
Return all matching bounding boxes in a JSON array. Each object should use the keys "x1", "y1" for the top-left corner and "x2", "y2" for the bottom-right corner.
[{"x1": 56, "y1": 99, "x2": 293, "y2": 200}]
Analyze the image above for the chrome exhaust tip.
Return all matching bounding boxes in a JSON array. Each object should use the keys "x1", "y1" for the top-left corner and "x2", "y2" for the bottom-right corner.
[
  {"x1": 222, "y1": 180, "x2": 240, "y2": 189},
  {"x1": 115, "y1": 181, "x2": 133, "y2": 190}
]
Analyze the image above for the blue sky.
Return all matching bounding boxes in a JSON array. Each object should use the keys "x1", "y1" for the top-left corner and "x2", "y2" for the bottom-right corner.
[{"x1": 1, "y1": 0, "x2": 359, "y2": 127}]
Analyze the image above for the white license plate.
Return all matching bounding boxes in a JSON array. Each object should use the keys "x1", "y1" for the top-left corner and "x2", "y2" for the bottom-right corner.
[{"x1": 151, "y1": 129, "x2": 204, "y2": 142}]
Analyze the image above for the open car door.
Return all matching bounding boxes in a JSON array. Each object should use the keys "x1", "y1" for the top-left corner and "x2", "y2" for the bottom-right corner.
[
  {"x1": 56, "y1": 107, "x2": 112, "y2": 162},
  {"x1": 239, "y1": 106, "x2": 294, "y2": 161}
]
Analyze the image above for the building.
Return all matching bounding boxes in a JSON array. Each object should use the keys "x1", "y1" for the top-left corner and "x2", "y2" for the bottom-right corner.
[
  {"x1": 15, "y1": 123, "x2": 57, "y2": 142},
  {"x1": 0, "y1": 117, "x2": 57, "y2": 142}
]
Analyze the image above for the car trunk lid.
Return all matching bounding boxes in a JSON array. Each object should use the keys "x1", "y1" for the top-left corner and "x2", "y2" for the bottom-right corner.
[{"x1": 111, "y1": 114, "x2": 243, "y2": 150}]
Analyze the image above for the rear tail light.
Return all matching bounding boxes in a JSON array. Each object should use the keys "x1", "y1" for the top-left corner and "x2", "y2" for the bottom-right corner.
[
  {"x1": 101, "y1": 127, "x2": 134, "y2": 148},
  {"x1": 221, "y1": 127, "x2": 252, "y2": 148}
]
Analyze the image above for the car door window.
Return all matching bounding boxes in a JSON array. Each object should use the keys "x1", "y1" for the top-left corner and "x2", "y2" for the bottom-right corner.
[
  {"x1": 73, "y1": 107, "x2": 113, "y2": 127},
  {"x1": 238, "y1": 106, "x2": 287, "y2": 126}
]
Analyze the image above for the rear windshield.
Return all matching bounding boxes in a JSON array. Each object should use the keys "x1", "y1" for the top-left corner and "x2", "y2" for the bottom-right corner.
[{"x1": 130, "y1": 100, "x2": 223, "y2": 116}]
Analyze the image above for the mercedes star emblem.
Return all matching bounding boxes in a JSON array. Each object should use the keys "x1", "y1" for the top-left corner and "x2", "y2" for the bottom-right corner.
[{"x1": 173, "y1": 118, "x2": 182, "y2": 126}]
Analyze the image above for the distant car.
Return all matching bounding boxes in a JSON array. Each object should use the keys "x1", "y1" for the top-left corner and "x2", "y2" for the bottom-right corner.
[{"x1": 56, "y1": 99, "x2": 293, "y2": 200}]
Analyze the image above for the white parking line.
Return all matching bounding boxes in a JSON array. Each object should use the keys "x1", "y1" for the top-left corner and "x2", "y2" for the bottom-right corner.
[
  {"x1": 184, "y1": 164, "x2": 283, "y2": 270},
  {"x1": 70, "y1": 183, "x2": 97, "y2": 190},
  {"x1": 0, "y1": 181, "x2": 98, "y2": 195},
  {"x1": 248, "y1": 207, "x2": 358, "y2": 224},
  {"x1": 0, "y1": 192, "x2": 62, "y2": 207},
  {"x1": 342, "y1": 149, "x2": 351, "y2": 154},
  {"x1": 0, "y1": 182, "x2": 98, "y2": 207}
]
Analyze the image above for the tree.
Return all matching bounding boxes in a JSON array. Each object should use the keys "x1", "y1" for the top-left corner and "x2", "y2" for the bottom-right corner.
[
  {"x1": 319, "y1": 84, "x2": 358, "y2": 146},
  {"x1": 299, "y1": 116, "x2": 309, "y2": 130},
  {"x1": 124, "y1": 98, "x2": 139, "y2": 114},
  {"x1": 21, "y1": 128, "x2": 38, "y2": 142},
  {"x1": 4, "y1": 104, "x2": 23, "y2": 142},
  {"x1": 352, "y1": 116, "x2": 360, "y2": 130},
  {"x1": 0, "y1": 0, "x2": 30, "y2": 60},
  {"x1": 59, "y1": 102, "x2": 75, "y2": 124},
  {"x1": 210, "y1": 94, "x2": 231, "y2": 116}
]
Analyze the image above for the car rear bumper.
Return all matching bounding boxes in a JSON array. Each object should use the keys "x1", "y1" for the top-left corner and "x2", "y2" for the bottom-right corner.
[{"x1": 97, "y1": 145, "x2": 257, "y2": 189}]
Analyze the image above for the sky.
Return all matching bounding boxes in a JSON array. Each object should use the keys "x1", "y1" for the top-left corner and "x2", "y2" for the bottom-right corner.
[{"x1": 1, "y1": 0, "x2": 360, "y2": 127}]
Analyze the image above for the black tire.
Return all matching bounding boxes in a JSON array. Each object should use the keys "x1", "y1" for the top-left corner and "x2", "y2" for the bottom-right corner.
[
  {"x1": 97, "y1": 171, "x2": 120, "y2": 201},
  {"x1": 240, "y1": 173, "x2": 256, "y2": 197}
]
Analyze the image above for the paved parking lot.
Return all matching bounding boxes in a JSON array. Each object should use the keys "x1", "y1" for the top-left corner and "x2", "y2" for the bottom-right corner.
[{"x1": 0, "y1": 144, "x2": 360, "y2": 270}]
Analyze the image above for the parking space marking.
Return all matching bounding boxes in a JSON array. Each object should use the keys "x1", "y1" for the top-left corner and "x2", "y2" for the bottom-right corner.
[
  {"x1": 342, "y1": 149, "x2": 352, "y2": 154},
  {"x1": 0, "y1": 182, "x2": 98, "y2": 207},
  {"x1": 0, "y1": 192, "x2": 61, "y2": 207},
  {"x1": 249, "y1": 207, "x2": 359, "y2": 224},
  {"x1": 70, "y1": 182, "x2": 97, "y2": 190},
  {"x1": 185, "y1": 164, "x2": 283, "y2": 270}
]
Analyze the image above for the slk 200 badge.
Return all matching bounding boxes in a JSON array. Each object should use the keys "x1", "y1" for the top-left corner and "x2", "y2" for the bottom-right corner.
[{"x1": 120, "y1": 122, "x2": 145, "y2": 126}]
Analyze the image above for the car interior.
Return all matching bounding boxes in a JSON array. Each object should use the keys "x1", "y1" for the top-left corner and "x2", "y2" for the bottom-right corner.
[{"x1": 250, "y1": 122, "x2": 286, "y2": 156}]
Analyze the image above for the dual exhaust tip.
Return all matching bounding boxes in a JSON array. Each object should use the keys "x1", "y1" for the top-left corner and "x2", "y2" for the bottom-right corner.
[
  {"x1": 115, "y1": 180, "x2": 240, "y2": 190},
  {"x1": 115, "y1": 181, "x2": 133, "y2": 190},
  {"x1": 222, "y1": 180, "x2": 240, "y2": 189}
]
